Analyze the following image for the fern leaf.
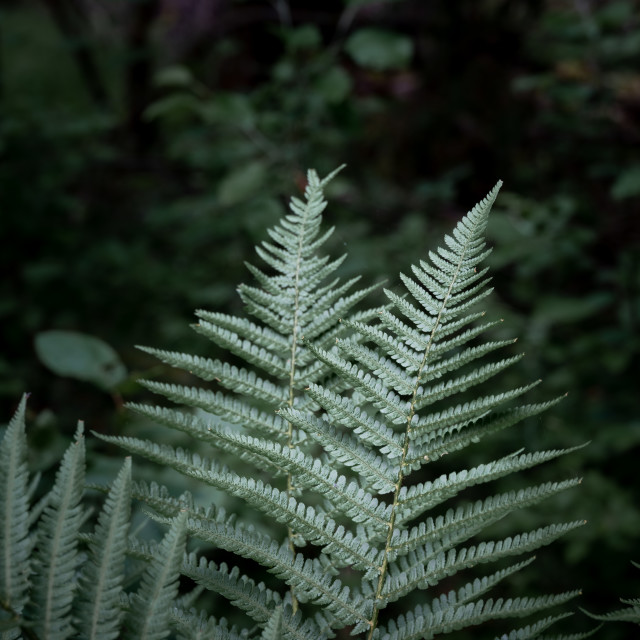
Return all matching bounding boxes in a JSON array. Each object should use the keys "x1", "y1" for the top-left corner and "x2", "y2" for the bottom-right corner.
[
  {"x1": 126, "y1": 403, "x2": 286, "y2": 475},
  {"x1": 117, "y1": 173, "x2": 586, "y2": 638},
  {"x1": 123, "y1": 512, "x2": 187, "y2": 640},
  {"x1": 127, "y1": 403, "x2": 390, "y2": 529},
  {"x1": 192, "y1": 320, "x2": 289, "y2": 377},
  {"x1": 27, "y1": 423, "x2": 86, "y2": 640},
  {"x1": 409, "y1": 400, "x2": 564, "y2": 464},
  {"x1": 431, "y1": 557, "x2": 536, "y2": 609},
  {"x1": 137, "y1": 381, "x2": 287, "y2": 438},
  {"x1": 378, "y1": 592, "x2": 579, "y2": 640},
  {"x1": 304, "y1": 383, "x2": 404, "y2": 457},
  {"x1": 340, "y1": 317, "x2": 424, "y2": 371},
  {"x1": 396, "y1": 447, "x2": 584, "y2": 525},
  {"x1": 390, "y1": 479, "x2": 582, "y2": 560},
  {"x1": 181, "y1": 554, "x2": 284, "y2": 624},
  {"x1": 413, "y1": 355, "x2": 525, "y2": 409},
  {"x1": 170, "y1": 512, "x2": 372, "y2": 628},
  {"x1": 494, "y1": 613, "x2": 574, "y2": 639},
  {"x1": 75, "y1": 457, "x2": 132, "y2": 640},
  {"x1": 195, "y1": 311, "x2": 291, "y2": 352},
  {"x1": 304, "y1": 342, "x2": 411, "y2": 423},
  {"x1": 409, "y1": 383, "x2": 540, "y2": 440},
  {"x1": 381, "y1": 522, "x2": 585, "y2": 605},
  {"x1": 0, "y1": 395, "x2": 31, "y2": 621},
  {"x1": 137, "y1": 346, "x2": 288, "y2": 405},
  {"x1": 104, "y1": 433, "x2": 381, "y2": 573},
  {"x1": 279, "y1": 408, "x2": 397, "y2": 493}
]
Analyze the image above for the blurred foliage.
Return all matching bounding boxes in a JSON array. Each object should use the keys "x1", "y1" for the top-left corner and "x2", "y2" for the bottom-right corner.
[{"x1": 0, "y1": 0, "x2": 639, "y2": 637}]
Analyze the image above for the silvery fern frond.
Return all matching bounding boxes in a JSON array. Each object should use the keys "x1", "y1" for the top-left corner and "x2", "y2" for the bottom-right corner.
[
  {"x1": 100, "y1": 169, "x2": 595, "y2": 639},
  {"x1": 0, "y1": 400, "x2": 188, "y2": 639}
]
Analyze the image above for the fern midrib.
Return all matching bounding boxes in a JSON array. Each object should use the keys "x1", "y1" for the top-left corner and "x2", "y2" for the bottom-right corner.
[
  {"x1": 87, "y1": 487, "x2": 128, "y2": 639},
  {"x1": 43, "y1": 456, "x2": 80, "y2": 637},
  {"x1": 285, "y1": 195, "x2": 313, "y2": 614},
  {"x1": 367, "y1": 232, "x2": 476, "y2": 639}
]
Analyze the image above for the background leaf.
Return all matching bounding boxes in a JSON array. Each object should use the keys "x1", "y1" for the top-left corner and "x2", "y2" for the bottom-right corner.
[
  {"x1": 345, "y1": 28, "x2": 413, "y2": 70},
  {"x1": 34, "y1": 331, "x2": 126, "y2": 391}
]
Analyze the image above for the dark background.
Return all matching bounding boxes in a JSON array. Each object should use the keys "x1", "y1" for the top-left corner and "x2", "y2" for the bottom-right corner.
[{"x1": 1, "y1": 1, "x2": 639, "y2": 637}]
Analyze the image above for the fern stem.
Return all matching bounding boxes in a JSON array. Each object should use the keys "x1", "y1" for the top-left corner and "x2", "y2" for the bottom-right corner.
[
  {"x1": 283, "y1": 178, "x2": 317, "y2": 615},
  {"x1": 366, "y1": 225, "x2": 475, "y2": 640}
]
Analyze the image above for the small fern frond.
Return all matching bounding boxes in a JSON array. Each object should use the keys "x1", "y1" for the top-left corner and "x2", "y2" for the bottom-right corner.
[
  {"x1": 180, "y1": 554, "x2": 284, "y2": 625},
  {"x1": 27, "y1": 423, "x2": 86, "y2": 640},
  {"x1": 431, "y1": 557, "x2": 536, "y2": 609},
  {"x1": 137, "y1": 381, "x2": 287, "y2": 439},
  {"x1": 0, "y1": 395, "x2": 31, "y2": 621},
  {"x1": 409, "y1": 400, "x2": 564, "y2": 464},
  {"x1": 165, "y1": 510, "x2": 371, "y2": 628},
  {"x1": 395, "y1": 447, "x2": 584, "y2": 525},
  {"x1": 123, "y1": 512, "x2": 187, "y2": 640},
  {"x1": 75, "y1": 457, "x2": 132, "y2": 640},
  {"x1": 389, "y1": 479, "x2": 582, "y2": 560},
  {"x1": 378, "y1": 592, "x2": 580, "y2": 640}
]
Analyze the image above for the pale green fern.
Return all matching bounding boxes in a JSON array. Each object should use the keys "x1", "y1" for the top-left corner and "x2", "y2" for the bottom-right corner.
[
  {"x1": 0, "y1": 396, "x2": 187, "y2": 640},
  {"x1": 96, "y1": 168, "x2": 595, "y2": 639}
]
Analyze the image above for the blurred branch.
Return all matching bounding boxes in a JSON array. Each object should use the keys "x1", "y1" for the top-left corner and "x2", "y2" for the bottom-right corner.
[{"x1": 39, "y1": 0, "x2": 109, "y2": 109}]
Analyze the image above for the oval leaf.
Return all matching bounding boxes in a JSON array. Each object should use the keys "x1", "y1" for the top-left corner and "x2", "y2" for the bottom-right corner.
[
  {"x1": 345, "y1": 28, "x2": 413, "y2": 71},
  {"x1": 35, "y1": 330, "x2": 127, "y2": 390}
]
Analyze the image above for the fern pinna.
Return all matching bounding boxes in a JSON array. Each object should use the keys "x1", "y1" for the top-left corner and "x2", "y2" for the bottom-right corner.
[{"x1": 101, "y1": 169, "x2": 589, "y2": 640}]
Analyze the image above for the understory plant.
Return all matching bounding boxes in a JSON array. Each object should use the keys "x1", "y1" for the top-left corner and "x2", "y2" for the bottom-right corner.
[
  {"x1": 0, "y1": 397, "x2": 189, "y2": 639},
  {"x1": 1, "y1": 168, "x2": 600, "y2": 639}
]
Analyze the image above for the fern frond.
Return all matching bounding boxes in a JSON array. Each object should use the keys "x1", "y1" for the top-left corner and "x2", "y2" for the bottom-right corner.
[
  {"x1": 381, "y1": 522, "x2": 585, "y2": 605},
  {"x1": 379, "y1": 592, "x2": 580, "y2": 640},
  {"x1": 181, "y1": 554, "x2": 284, "y2": 624},
  {"x1": 137, "y1": 381, "x2": 287, "y2": 439},
  {"x1": 75, "y1": 457, "x2": 132, "y2": 640},
  {"x1": 169, "y1": 512, "x2": 372, "y2": 628},
  {"x1": 409, "y1": 383, "x2": 540, "y2": 440},
  {"x1": 137, "y1": 346, "x2": 289, "y2": 405},
  {"x1": 191, "y1": 320, "x2": 290, "y2": 377},
  {"x1": 305, "y1": 342, "x2": 411, "y2": 423},
  {"x1": 582, "y1": 561, "x2": 640, "y2": 625},
  {"x1": 261, "y1": 606, "x2": 283, "y2": 640},
  {"x1": 494, "y1": 613, "x2": 574, "y2": 639},
  {"x1": 413, "y1": 354, "x2": 525, "y2": 409},
  {"x1": 126, "y1": 403, "x2": 286, "y2": 475},
  {"x1": 390, "y1": 479, "x2": 582, "y2": 559},
  {"x1": 396, "y1": 447, "x2": 584, "y2": 525},
  {"x1": 114, "y1": 172, "x2": 587, "y2": 638},
  {"x1": 409, "y1": 399, "x2": 564, "y2": 464},
  {"x1": 279, "y1": 408, "x2": 397, "y2": 493},
  {"x1": 0, "y1": 395, "x2": 31, "y2": 620},
  {"x1": 304, "y1": 383, "x2": 404, "y2": 457},
  {"x1": 431, "y1": 557, "x2": 537, "y2": 609},
  {"x1": 27, "y1": 423, "x2": 85, "y2": 640},
  {"x1": 123, "y1": 512, "x2": 187, "y2": 640}
]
